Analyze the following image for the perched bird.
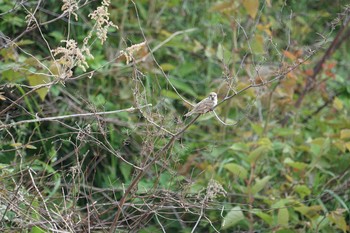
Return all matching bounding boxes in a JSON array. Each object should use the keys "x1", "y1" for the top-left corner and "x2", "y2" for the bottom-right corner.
[{"x1": 184, "y1": 92, "x2": 217, "y2": 117}]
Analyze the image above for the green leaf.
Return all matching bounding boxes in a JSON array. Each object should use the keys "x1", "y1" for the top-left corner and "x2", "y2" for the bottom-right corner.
[
  {"x1": 169, "y1": 78, "x2": 197, "y2": 97},
  {"x1": 294, "y1": 185, "x2": 311, "y2": 199},
  {"x1": 221, "y1": 206, "x2": 245, "y2": 230},
  {"x1": 247, "y1": 146, "x2": 269, "y2": 163},
  {"x1": 120, "y1": 163, "x2": 132, "y2": 181},
  {"x1": 283, "y1": 158, "x2": 308, "y2": 170},
  {"x1": 278, "y1": 207, "x2": 289, "y2": 227},
  {"x1": 251, "y1": 34, "x2": 264, "y2": 54},
  {"x1": 27, "y1": 74, "x2": 50, "y2": 101},
  {"x1": 230, "y1": 143, "x2": 249, "y2": 152},
  {"x1": 295, "y1": 204, "x2": 322, "y2": 219},
  {"x1": 161, "y1": 90, "x2": 181, "y2": 100},
  {"x1": 251, "y1": 176, "x2": 271, "y2": 194},
  {"x1": 252, "y1": 209, "x2": 273, "y2": 225},
  {"x1": 251, "y1": 123, "x2": 263, "y2": 135},
  {"x1": 30, "y1": 226, "x2": 46, "y2": 233},
  {"x1": 224, "y1": 163, "x2": 248, "y2": 179}
]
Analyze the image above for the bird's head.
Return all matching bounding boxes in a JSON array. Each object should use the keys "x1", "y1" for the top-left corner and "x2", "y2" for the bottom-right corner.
[{"x1": 208, "y1": 92, "x2": 217, "y2": 100}]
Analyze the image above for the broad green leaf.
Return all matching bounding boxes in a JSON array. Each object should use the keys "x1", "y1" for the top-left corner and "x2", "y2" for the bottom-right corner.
[
  {"x1": 17, "y1": 39, "x2": 34, "y2": 46},
  {"x1": 251, "y1": 34, "x2": 264, "y2": 54},
  {"x1": 251, "y1": 176, "x2": 271, "y2": 195},
  {"x1": 294, "y1": 185, "x2": 311, "y2": 199},
  {"x1": 252, "y1": 209, "x2": 273, "y2": 225},
  {"x1": 275, "y1": 229, "x2": 294, "y2": 233},
  {"x1": 283, "y1": 158, "x2": 308, "y2": 170},
  {"x1": 247, "y1": 146, "x2": 269, "y2": 163},
  {"x1": 168, "y1": 78, "x2": 197, "y2": 97},
  {"x1": 258, "y1": 138, "x2": 272, "y2": 147},
  {"x1": 161, "y1": 90, "x2": 181, "y2": 100},
  {"x1": 2, "y1": 69, "x2": 22, "y2": 82},
  {"x1": 27, "y1": 74, "x2": 50, "y2": 101},
  {"x1": 243, "y1": 0, "x2": 259, "y2": 19},
  {"x1": 278, "y1": 207, "x2": 289, "y2": 227},
  {"x1": 30, "y1": 226, "x2": 46, "y2": 233},
  {"x1": 221, "y1": 206, "x2": 245, "y2": 230},
  {"x1": 120, "y1": 163, "x2": 132, "y2": 181},
  {"x1": 216, "y1": 43, "x2": 231, "y2": 61},
  {"x1": 295, "y1": 205, "x2": 322, "y2": 219},
  {"x1": 312, "y1": 215, "x2": 329, "y2": 231},
  {"x1": 251, "y1": 123, "x2": 263, "y2": 135},
  {"x1": 224, "y1": 163, "x2": 248, "y2": 179},
  {"x1": 230, "y1": 143, "x2": 249, "y2": 152}
]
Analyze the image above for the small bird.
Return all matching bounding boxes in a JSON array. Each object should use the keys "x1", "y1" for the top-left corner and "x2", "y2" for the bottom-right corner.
[{"x1": 184, "y1": 92, "x2": 217, "y2": 117}]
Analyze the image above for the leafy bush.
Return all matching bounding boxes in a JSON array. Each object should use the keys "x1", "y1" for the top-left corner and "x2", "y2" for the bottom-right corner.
[{"x1": 1, "y1": 0, "x2": 350, "y2": 232}]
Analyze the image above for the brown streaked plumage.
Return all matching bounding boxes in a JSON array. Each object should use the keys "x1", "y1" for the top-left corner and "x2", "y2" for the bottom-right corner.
[{"x1": 184, "y1": 92, "x2": 217, "y2": 117}]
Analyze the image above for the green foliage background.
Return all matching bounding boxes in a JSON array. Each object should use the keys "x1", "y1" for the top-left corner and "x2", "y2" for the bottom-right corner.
[{"x1": 1, "y1": 0, "x2": 350, "y2": 232}]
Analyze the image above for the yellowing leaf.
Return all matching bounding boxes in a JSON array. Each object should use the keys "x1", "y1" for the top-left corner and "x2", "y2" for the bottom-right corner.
[
  {"x1": 327, "y1": 210, "x2": 347, "y2": 232},
  {"x1": 11, "y1": 143, "x2": 23, "y2": 147},
  {"x1": 340, "y1": 129, "x2": 350, "y2": 139},
  {"x1": 0, "y1": 92, "x2": 6, "y2": 101},
  {"x1": 25, "y1": 144, "x2": 37, "y2": 150},
  {"x1": 27, "y1": 74, "x2": 50, "y2": 101},
  {"x1": 160, "y1": 63, "x2": 176, "y2": 71},
  {"x1": 333, "y1": 97, "x2": 343, "y2": 110},
  {"x1": 210, "y1": 1, "x2": 235, "y2": 12},
  {"x1": 345, "y1": 142, "x2": 350, "y2": 152},
  {"x1": 243, "y1": 0, "x2": 259, "y2": 19},
  {"x1": 283, "y1": 50, "x2": 297, "y2": 61}
]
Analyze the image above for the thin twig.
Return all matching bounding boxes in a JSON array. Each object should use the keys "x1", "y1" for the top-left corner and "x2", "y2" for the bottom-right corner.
[
  {"x1": 109, "y1": 114, "x2": 201, "y2": 232},
  {"x1": 0, "y1": 104, "x2": 152, "y2": 130}
]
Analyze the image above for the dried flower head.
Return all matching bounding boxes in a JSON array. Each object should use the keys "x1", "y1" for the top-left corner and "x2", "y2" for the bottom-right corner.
[
  {"x1": 61, "y1": 0, "x2": 79, "y2": 21},
  {"x1": 88, "y1": 0, "x2": 118, "y2": 44},
  {"x1": 52, "y1": 39, "x2": 93, "y2": 80},
  {"x1": 206, "y1": 179, "x2": 227, "y2": 201}
]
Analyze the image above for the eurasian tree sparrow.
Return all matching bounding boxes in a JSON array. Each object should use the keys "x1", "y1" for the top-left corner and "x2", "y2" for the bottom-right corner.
[{"x1": 184, "y1": 92, "x2": 217, "y2": 117}]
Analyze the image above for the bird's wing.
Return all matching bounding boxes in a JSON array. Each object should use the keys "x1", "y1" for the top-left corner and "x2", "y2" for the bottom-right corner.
[{"x1": 192, "y1": 97, "x2": 211, "y2": 113}]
